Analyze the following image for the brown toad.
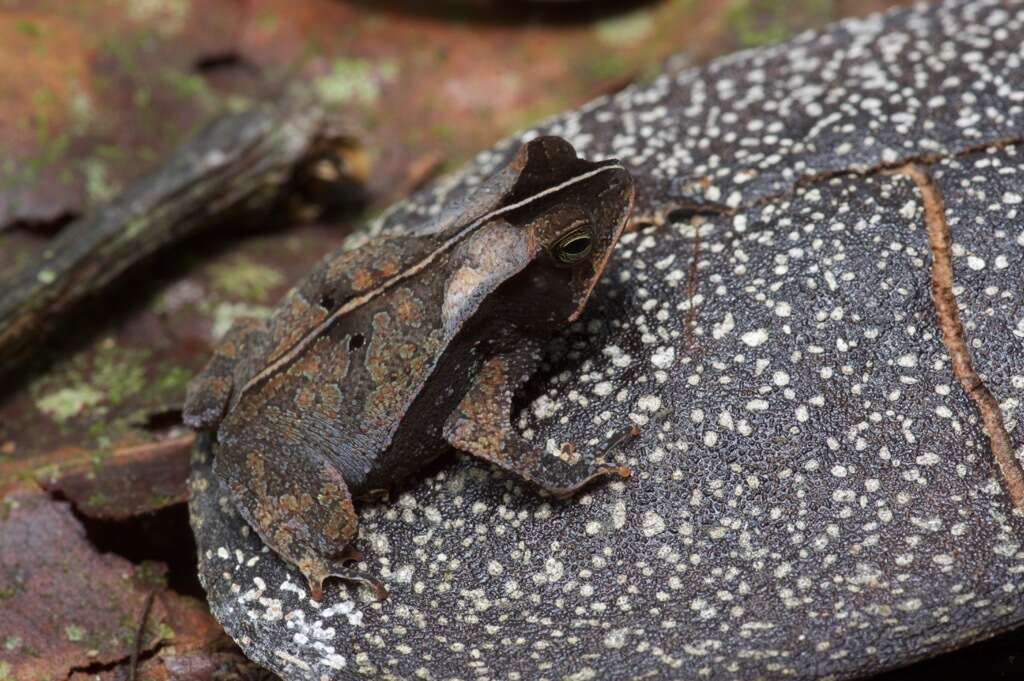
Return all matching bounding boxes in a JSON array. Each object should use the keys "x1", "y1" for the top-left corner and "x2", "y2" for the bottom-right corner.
[{"x1": 183, "y1": 136, "x2": 635, "y2": 600}]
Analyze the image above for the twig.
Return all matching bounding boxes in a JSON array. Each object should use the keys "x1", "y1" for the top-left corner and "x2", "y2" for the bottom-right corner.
[
  {"x1": 128, "y1": 590, "x2": 156, "y2": 681},
  {"x1": 601, "y1": 424, "x2": 643, "y2": 458},
  {"x1": 0, "y1": 96, "x2": 361, "y2": 373}
]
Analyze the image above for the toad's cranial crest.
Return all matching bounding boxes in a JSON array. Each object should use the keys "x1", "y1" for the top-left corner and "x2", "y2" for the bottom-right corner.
[{"x1": 183, "y1": 135, "x2": 636, "y2": 600}]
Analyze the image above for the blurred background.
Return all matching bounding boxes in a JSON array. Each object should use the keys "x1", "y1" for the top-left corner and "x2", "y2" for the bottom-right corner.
[
  {"x1": 0, "y1": 0, "x2": 917, "y2": 235},
  {"x1": 1, "y1": 1, "x2": 1020, "y2": 679}
]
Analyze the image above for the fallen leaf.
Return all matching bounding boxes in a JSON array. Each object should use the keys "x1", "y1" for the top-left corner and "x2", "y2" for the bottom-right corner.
[
  {"x1": 36, "y1": 434, "x2": 194, "y2": 520},
  {"x1": 0, "y1": 491, "x2": 169, "y2": 678}
]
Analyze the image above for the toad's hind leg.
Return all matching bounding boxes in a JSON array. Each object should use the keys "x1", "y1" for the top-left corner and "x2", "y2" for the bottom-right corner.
[
  {"x1": 214, "y1": 440, "x2": 387, "y2": 601},
  {"x1": 443, "y1": 352, "x2": 631, "y2": 499},
  {"x1": 183, "y1": 317, "x2": 267, "y2": 429}
]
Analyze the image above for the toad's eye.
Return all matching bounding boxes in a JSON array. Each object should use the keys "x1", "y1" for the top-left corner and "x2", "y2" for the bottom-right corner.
[{"x1": 553, "y1": 225, "x2": 594, "y2": 264}]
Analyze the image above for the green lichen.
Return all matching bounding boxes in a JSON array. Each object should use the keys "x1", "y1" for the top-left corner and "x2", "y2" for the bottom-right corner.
[
  {"x1": 92, "y1": 348, "x2": 146, "y2": 405},
  {"x1": 594, "y1": 9, "x2": 655, "y2": 46},
  {"x1": 0, "y1": 497, "x2": 16, "y2": 522},
  {"x1": 156, "y1": 366, "x2": 193, "y2": 394},
  {"x1": 99, "y1": 35, "x2": 140, "y2": 78},
  {"x1": 68, "y1": 83, "x2": 94, "y2": 136},
  {"x1": 2, "y1": 636, "x2": 20, "y2": 652},
  {"x1": 727, "y1": 0, "x2": 832, "y2": 47},
  {"x1": 315, "y1": 57, "x2": 398, "y2": 107},
  {"x1": 255, "y1": 10, "x2": 279, "y2": 32},
  {"x1": 0, "y1": 661, "x2": 12, "y2": 681},
  {"x1": 210, "y1": 302, "x2": 272, "y2": 340},
  {"x1": 83, "y1": 157, "x2": 118, "y2": 204},
  {"x1": 85, "y1": 492, "x2": 110, "y2": 509},
  {"x1": 36, "y1": 386, "x2": 103, "y2": 422},
  {"x1": 126, "y1": 0, "x2": 190, "y2": 36},
  {"x1": 134, "y1": 561, "x2": 168, "y2": 589},
  {"x1": 209, "y1": 257, "x2": 284, "y2": 302},
  {"x1": 64, "y1": 624, "x2": 85, "y2": 642},
  {"x1": 156, "y1": 622, "x2": 175, "y2": 641},
  {"x1": 148, "y1": 493, "x2": 177, "y2": 509},
  {"x1": 584, "y1": 54, "x2": 629, "y2": 82},
  {"x1": 431, "y1": 123, "x2": 457, "y2": 145},
  {"x1": 15, "y1": 19, "x2": 44, "y2": 38},
  {"x1": 133, "y1": 85, "x2": 151, "y2": 110},
  {"x1": 160, "y1": 67, "x2": 220, "y2": 112},
  {"x1": 30, "y1": 339, "x2": 157, "y2": 433}
]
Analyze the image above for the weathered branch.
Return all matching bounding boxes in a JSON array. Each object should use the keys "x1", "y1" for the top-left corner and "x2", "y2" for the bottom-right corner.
[{"x1": 0, "y1": 96, "x2": 361, "y2": 372}]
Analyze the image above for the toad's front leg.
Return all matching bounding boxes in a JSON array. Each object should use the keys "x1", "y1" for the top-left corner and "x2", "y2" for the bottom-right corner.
[{"x1": 443, "y1": 351, "x2": 631, "y2": 499}]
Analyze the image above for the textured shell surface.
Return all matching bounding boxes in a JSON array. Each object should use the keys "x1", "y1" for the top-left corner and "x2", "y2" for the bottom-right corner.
[{"x1": 189, "y1": 1, "x2": 1024, "y2": 679}]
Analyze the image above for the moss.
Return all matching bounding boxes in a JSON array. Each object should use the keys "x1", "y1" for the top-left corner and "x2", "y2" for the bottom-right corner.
[
  {"x1": 85, "y1": 421, "x2": 115, "y2": 451},
  {"x1": 148, "y1": 493, "x2": 177, "y2": 509},
  {"x1": 85, "y1": 492, "x2": 110, "y2": 509},
  {"x1": 35, "y1": 131, "x2": 71, "y2": 171},
  {"x1": 0, "y1": 498, "x2": 14, "y2": 522},
  {"x1": 68, "y1": 84, "x2": 94, "y2": 136},
  {"x1": 0, "y1": 661, "x2": 12, "y2": 681},
  {"x1": 133, "y1": 85, "x2": 151, "y2": 110},
  {"x1": 30, "y1": 339, "x2": 156, "y2": 436},
  {"x1": 594, "y1": 9, "x2": 655, "y2": 47},
  {"x1": 83, "y1": 157, "x2": 118, "y2": 204},
  {"x1": 15, "y1": 19, "x2": 44, "y2": 38},
  {"x1": 35, "y1": 386, "x2": 103, "y2": 422},
  {"x1": 583, "y1": 54, "x2": 629, "y2": 83},
  {"x1": 29, "y1": 89, "x2": 59, "y2": 141},
  {"x1": 161, "y1": 68, "x2": 220, "y2": 112},
  {"x1": 30, "y1": 462, "x2": 61, "y2": 486},
  {"x1": 209, "y1": 257, "x2": 284, "y2": 302},
  {"x1": 95, "y1": 144, "x2": 127, "y2": 163},
  {"x1": 98, "y1": 33, "x2": 145, "y2": 80},
  {"x1": 315, "y1": 57, "x2": 398, "y2": 107},
  {"x1": 223, "y1": 93, "x2": 254, "y2": 114},
  {"x1": 255, "y1": 10, "x2": 279, "y2": 32},
  {"x1": 727, "y1": 0, "x2": 833, "y2": 47},
  {"x1": 431, "y1": 123, "x2": 457, "y2": 145},
  {"x1": 91, "y1": 344, "x2": 147, "y2": 405},
  {"x1": 209, "y1": 302, "x2": 272, "y2": 340},
  {"x1": 156, "y1": 366, "x2": 193, "y2": 393},
  {"x1": 126, "y1": 0, "x2": 190, "y2": 37},
  {"x1": 134, "y1": 561, "x2": 168, "y2": 589}
]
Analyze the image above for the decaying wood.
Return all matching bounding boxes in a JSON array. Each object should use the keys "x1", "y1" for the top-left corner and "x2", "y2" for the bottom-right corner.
[{"x1": 0, "y1": 96, "x2": 361, "y2": 372}]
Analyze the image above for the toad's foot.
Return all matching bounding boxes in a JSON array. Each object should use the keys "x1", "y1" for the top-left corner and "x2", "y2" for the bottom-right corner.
[
  {"x1": 301, "y1": 557, "x2": 389, "y2": 602},
  {"x1": 444, "y1": 353, "x2": 633, "y2": 499}
]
